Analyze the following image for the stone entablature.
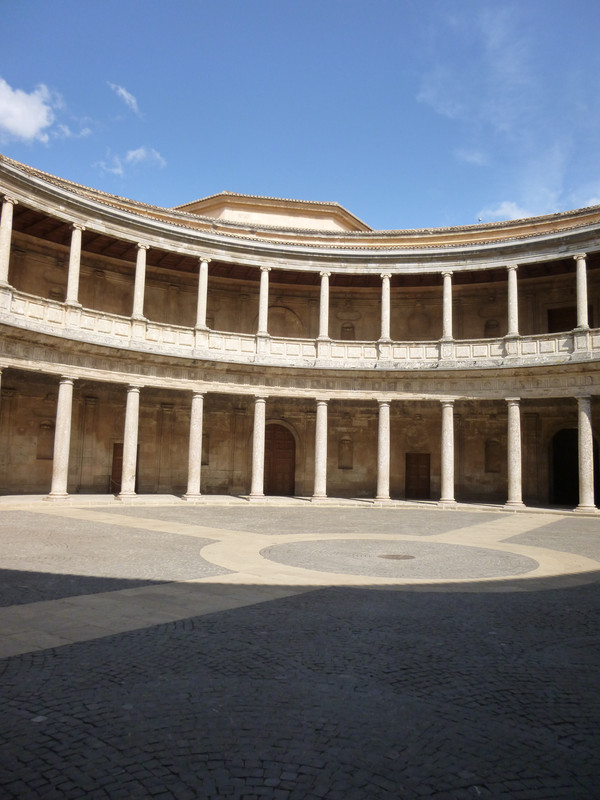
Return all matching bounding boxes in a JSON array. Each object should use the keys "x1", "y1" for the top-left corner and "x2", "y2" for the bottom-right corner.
[
  {"x1": 2, "y1": 328, "x2": 599, "y2": 401},
  {"x1": 1, "y1": 286, "x2": 599, "y2": 373},
  {"x1": 2, "y1": 155, "x2": 600, "y2": 272}
]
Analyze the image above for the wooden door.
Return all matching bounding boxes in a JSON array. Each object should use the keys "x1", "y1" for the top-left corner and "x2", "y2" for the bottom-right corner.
[
  {"x1": 405, "y1": 453, "x2": 430, "y2": 499},
  {"x1": 110, "y1": 443, "x2": 139, "y2": 493},
  {"x1": 110, "y1": 442, "x2": 123, "y2": 493},
  {"x1": 265, "y1": 424, "x2": 295, "y2": 496}
]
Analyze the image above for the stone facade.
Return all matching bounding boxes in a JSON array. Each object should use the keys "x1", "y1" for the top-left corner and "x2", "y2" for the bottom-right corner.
[{"x1": 0, "y1": 154, "x2": 598, "y2": 509}]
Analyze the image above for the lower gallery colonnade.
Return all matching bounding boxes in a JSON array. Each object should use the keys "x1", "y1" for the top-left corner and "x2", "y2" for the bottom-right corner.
[{"x1": 0, "y1": 365, "x2": 596, "y2": 511}]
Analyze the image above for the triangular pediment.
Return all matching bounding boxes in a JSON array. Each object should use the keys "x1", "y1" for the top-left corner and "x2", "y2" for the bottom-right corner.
[{"x1": 173, "y1": 191, "x2": 371, "y2": 232}]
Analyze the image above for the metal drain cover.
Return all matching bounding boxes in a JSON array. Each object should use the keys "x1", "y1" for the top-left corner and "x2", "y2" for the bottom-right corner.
[{"x1": 378, "y1": 554, "x2": 415, "y2": 560}]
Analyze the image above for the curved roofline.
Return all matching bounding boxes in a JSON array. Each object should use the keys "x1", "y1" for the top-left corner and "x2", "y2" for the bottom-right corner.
[{"x1": 2, "y1": 153, "x2": 600, "y2": 257}]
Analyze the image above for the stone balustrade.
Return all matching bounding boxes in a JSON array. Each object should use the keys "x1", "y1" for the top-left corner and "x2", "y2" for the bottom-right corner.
[{"x1": 1, "y1": 285, "x2": 598, "y2": 371}]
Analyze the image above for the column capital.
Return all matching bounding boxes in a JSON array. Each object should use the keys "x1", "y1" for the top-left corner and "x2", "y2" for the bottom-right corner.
[
  {"x1": 2, "y1": 196, "x2": 18, "y2": 206},
  {"x1": 440, "y1": 398, "x2": 455, "y2": 407},
  {"x1": 505, "y1": 397, "x2": 521, "y2": 405},
  {"x1": 377, "y1": 398, "x2": 391, "y2": 407},
  {"x1": 315, "y1": 398, "x2": 329, "y2": 406},
  {"x1": 573, "y1": 253, "x2": 587, "y2": 261},
  {"x1": 442, "y1": 270, "x2": 453, "y2": 278},
  {"x1": 191, "y1": 390, "x2": 205, "y2": 399},
  {"x1": 506, "y1": 263, "x2": 518, "y2": 272},
  {"x1": 58, "y1": 376, "x2": 75, "y2": 386},
  {"x1": 71, "y1": 223, "x2": 86, "y2": 232},
  {"x1": 199, "y1": 256, "x2": 211, "y2": 264},
  {"x1": 260, "y1": 265, "x2": 271, "y2": 273},
  {"x1": 126, "y1": 383, "x2": 143, "y2": 392},
  {"x1": 254, "y1": 394, "x2": 268, "y2": 402},
  {"x1": 136, "y1": 242, "x2": 150, "y2": 251},
  {"x1": 380, "y1": 272, "x2": 392, "y2": 281},
  {"x1": 319, "y1": 271, "x2": 331, "y2": 279}
]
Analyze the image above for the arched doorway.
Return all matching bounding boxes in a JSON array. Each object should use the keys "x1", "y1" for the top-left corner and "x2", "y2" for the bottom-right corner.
[
  {"x1": 551, "y1": 429, "x2": 599, "y2": 506},
  {"x1": 265, "y1": 424, "x2": 296, "y2": 496}
]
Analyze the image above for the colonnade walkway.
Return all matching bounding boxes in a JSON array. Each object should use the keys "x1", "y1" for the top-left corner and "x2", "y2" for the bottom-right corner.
[{"x1": 1, "y1": 500, "x2": 599, "y2": 798}]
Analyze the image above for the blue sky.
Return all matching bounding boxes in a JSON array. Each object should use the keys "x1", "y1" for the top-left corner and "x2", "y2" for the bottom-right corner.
[{"x1": 1, "y1": 0, "x2": 600, "y2": 230}]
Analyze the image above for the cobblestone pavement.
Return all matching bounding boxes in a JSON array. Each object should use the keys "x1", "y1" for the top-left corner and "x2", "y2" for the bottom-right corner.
[{"x1": 0, "y1": 501, "x2": 599, "y2": 799}]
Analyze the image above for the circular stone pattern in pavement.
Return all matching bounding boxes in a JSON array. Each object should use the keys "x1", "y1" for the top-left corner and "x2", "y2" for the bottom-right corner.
[{"x1": 260, "y1": 539, "x2": 539, "y2": 580}]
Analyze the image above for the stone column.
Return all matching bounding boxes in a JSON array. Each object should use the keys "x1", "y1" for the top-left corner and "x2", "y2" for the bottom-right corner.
[
  {"x1": 257, "y1": 267, "x2": 271, "y2": 335},
  {"x1": 312, "y1": 400, "x2": 328, "y2": 499},
  {"x1": 440, "y1": 400, "x2": 455, "y2": 504},
  {"x1": 195, "y1": 257, "x2": 210, "y2": 329},
  {"x1": 576, "y1": 396, "x2": 597, "y2": 512},
  {"x1": 65, "y1": 223, "x2": 85, "y2": 306},
  {"x1": 505, "y1": 398, "x2": 524, "y2": 508},
  {"x1": 119, "y1": 385, "x2": 141, "y2": 498},
  {"x1": 132, "y1": 243, "x2": 149, "y2": 319},
  {"x1": 0, "y1": 196, "x2": 17, "y2": 287},
  {"x1": 318, "y1": 272, "x2": 330, "y2": 340},
  {"x1": 376, "y1": 400, "x2": 391, "y2": 500},
  {"x1": 574, "y1": 254, "x2": 589, "y2": 330},
  {"x1": 507, "y1": 265, "x2": 519, "y2": 336},
  {"x1": 47, "y1": 377, "x2": 75, "y2": 499},
  {"x1": 184, "y1": 392, "x2": 204, "y2": 499},
  {"x1": 442, "y1": 271, "x2": 453, "y2": 340},
  {"x1": 380, "y1": 273, "x2": 392, "y2": 341},
  {"x1": 249, "y1": 396, "x2": 267, "y2": 498}
]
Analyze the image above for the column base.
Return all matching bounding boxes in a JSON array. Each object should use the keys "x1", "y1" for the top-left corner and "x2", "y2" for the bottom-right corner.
[
  {"x1": 65, "y1": 300, "x2": 82, "y2": 309},
  {"x1": 438, "y1": 498, "x2": 457, "y2": 507},
  {"x1": 504, "y1": 501, "x2": 525, "y2": 510},
  {"x1": 374, "y1": 495, "x2": 391, "y2": 503},
  {"x1": 574, "y1": 504, "x2": 598, "y2": 514},
  {"x1": 117, "y1": 492, "x2": 136, "y2": 501},
  {"x1": 182, "y1": 493, "x2": 202, "y2": 502},
  {"x1": 316, "y1": 335, "x2": 331, "y2": 342},
  {"x1": 247, "y1": 493, "x2": 265, "y2": 501},
  {"x1": 44, "y1": 492, "x2": 69, "y2": 501},
  {"x1": 310, "y1": 495, "x2": 328, "y2": 503},
  {"x1": 131, "y1": 314, "x2": 147, "y2": 322}
]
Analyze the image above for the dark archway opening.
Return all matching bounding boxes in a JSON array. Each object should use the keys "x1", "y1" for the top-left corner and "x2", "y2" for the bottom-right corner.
[
  {"x1": 551, "y1": 429, "x2": 599, "y2": 506},
  {"x1": 264, "y1": 424, "x2": 296, "y2": 496}
]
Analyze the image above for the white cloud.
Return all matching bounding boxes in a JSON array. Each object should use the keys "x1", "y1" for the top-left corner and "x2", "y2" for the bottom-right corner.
[
  {"x1": 96, "y1": 146, "x2": 165, "y2": 177},
  {"x1": 478, "y1": 200, "x2": 532, "y2": 222},
  {"x1": 54, "y1": 123, "x2": 92, "y2": 140},
  {"x1": 108, "y1": 82, "x2": 140, "y2": 115},
  {"x1": 0, "y1": 77, "x2": 55, "y2": 142},
  {"x1": 125, "y1": 146, "x2": 166, "y2": 168},
  {"x1": 454, "y1": 148, "x2": 488, "y2": 166},
  {"x1": 417, "y1": 6, "x2": 537, "y2": 143},
  {"x1": 97, "y1": 152, "x2": 124, "y2": 176},
  {"x1": 416, "y1": 66, "x2": 466, "y2": 120}
]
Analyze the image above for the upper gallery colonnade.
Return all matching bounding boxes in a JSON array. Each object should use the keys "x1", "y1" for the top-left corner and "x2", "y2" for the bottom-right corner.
[{"x1": 1, "y1": 194, "x2": 598, "y2": 373}]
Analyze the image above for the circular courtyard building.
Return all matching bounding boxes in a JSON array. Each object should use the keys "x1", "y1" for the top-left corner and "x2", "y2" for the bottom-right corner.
[{"x1": 0, "y1": 154, "x2": 598, "y2": 509}]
